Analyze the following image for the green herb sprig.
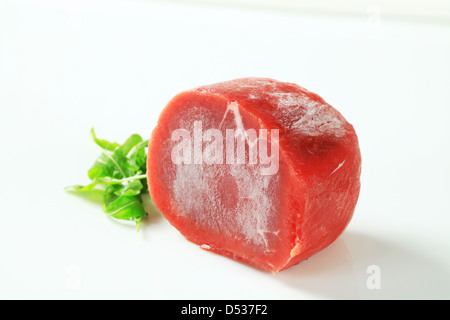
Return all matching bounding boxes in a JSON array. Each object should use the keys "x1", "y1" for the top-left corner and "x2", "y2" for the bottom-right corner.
[{"x1": 66, "y1": 128, "x2": 149, "y2": 231}]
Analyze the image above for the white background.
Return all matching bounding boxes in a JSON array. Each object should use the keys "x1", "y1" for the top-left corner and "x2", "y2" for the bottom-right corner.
[{"x1": 1, "y1": 0, "x2": 449, "y2": 299}]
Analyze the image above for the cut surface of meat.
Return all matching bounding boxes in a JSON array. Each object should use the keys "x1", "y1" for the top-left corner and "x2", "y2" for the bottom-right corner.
[{"x1": 147, "y1": 77, "x2": 361, "y2": 273}]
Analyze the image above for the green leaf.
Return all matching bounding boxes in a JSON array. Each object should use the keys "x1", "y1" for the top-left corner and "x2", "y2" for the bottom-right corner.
[
  {"x1": 119, "y1": 134, "x2": 143, "y2": 156},
  {"x1": 103, "y1": 186, "x2": 147, "y2": 221},
  {"x1": 66, "y1": 129, "x2": 151, "y2": 232},
  {"x1": 128, "y1": 140, "x2": 149, "y2": 171},
  {"x1": 90, "y1": 127, "x2": 120, "y2": 151},
  {"x1": 88, "y1": 154, "x2": 118, "y2": 180},
  {"x1": 104, "y1": 196, "x2": 146, "y2": 219},
  {"x1": 114, "y1": 179, "x2": 144, "y2": 197},
  {"x1": 65, "y1": 183, "x2": 98, "y2": 192}
]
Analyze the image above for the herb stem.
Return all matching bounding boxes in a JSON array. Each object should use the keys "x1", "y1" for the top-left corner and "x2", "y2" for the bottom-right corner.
[{"x1": 103, "y1": 174, "x2": 147, "y2": 184}]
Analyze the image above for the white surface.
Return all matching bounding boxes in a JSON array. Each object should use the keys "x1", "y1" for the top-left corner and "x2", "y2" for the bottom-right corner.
[
  {"x1": 188, "y1": 0, "x2": 450, "y2": 22},
  {"x1": 1, "y1": 0, "x2": 449, "y2": 300}
]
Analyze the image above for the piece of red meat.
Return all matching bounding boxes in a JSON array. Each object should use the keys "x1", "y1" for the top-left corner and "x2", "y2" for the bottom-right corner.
[{"x1": 147, "y1": 77, "x2": 361, "y2": 273}]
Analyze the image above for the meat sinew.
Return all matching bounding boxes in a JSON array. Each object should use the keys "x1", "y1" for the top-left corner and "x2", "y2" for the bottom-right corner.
[{"x1": 147, "y1": 77, "x2": 361, "y2": 273}]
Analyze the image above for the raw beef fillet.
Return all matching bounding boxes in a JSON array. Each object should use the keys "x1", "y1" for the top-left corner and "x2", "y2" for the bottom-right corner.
[{"x1": 147, "y1": 77, "x2": 361, "y2": 273}]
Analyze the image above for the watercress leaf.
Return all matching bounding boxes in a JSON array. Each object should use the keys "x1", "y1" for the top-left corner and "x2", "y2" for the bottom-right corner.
[
  {"x1": 88, "y1": 129, "x2": 130, "y2": 179},
  {"x1": 103, "y1": 185, "x2": 120, "y2": 206},
  {"x1": 90, "y1": 128, "x2": 120, "y2": 151},
  {"x1": 119, "y1": 134, "x2": 143, "y2": 156},
  {"x1": 103, "y1": 190, "x2": 147, "y2": 221},
  {"x1": 136, "y1": 140, "x2": 149, "y2": 169},
  {"x1": 109, "y1": 199, "x2": 146, "y2": 221},
  {"x1": 65, "y1": 183, "x2": 98, "y2": 192},
  {"x1": 116, "y1": 179, "x2": 143, "y2": 197},
  {"x1": 114, "y1": 135, "x2": 145, "y2": 178},
  {"x1": 99, "y1": 179, "x2": 143, "y2": 197},
  {"x1": 89, "y1": 147, "x2": 127, "y2": 180},
  {"x1": 128, "y1": 140, "x2": 148, "y2": 171},
  {"x1": 67, "y1": 129, "x2": 150, "y2": 232},
  {"x1": 112, "y1": 148, "x2": 132, "y2": 178},
  {"x1": 87, "y1": 156, "x2": 114, "y2": 180}
]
